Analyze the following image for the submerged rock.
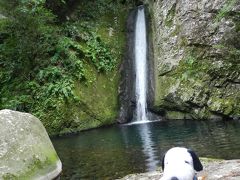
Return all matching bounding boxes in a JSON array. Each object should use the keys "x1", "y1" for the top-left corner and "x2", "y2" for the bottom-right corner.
[
  {"x1": 0, "y1": 109, "x2": 62, "y2": 179},
  {"x1": 145, "y1": 0, "x2": 240, "y2": 119}
]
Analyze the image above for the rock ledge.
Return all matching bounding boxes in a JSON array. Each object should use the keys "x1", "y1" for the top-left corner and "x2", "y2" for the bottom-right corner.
[{"x1": 120, "y1": 159, "x2": 240, "y2": 180}]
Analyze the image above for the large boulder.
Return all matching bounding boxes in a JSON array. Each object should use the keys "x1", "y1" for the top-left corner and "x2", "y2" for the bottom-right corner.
[
  {"x1": 0, "y1": 109, "x2": 62, "y2": 179},
  {"x1": 145, "y1": 0, "x2": 240, "y2": 119}
]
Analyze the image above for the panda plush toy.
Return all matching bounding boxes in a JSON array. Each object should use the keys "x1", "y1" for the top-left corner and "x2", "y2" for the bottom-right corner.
[{"x1": 160, "y1": 147, "x2": 203, "y2": 180}]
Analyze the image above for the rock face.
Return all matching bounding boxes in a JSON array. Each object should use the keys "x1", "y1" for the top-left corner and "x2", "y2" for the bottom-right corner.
[
  {"x1": 199, "y1": 159, "x2": 240, "y2": 180},
  {"x1": 118, "y1": 8, "x2": 137, "y2": 123},
  {"x1": 145, "y1": 0, "x2": 240, "y2": 119},
  {"x1": 0, "y1": 109, "x2": 62, "y2": 179}
]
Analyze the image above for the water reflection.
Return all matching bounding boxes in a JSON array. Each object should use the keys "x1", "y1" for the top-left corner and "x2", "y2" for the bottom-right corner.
[
  {"x1": 121, "y1": 123, "x2": 159, "y2": 171},
  {"x1": 137, "y1": 124, "x2": 159, "y2": 171},
  {"x1": 52, "y1": 120, "x2": 240, "y2": 179}
]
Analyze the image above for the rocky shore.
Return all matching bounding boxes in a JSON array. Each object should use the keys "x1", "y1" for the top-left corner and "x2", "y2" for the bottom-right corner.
[{"x1": 120, "y1": 159, "x2": 240, "y2": 180}]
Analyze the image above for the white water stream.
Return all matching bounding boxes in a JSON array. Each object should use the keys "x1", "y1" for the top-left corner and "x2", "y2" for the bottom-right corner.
[{"x1": 135, "y1": 6, "x2": 148, "y2": 122}]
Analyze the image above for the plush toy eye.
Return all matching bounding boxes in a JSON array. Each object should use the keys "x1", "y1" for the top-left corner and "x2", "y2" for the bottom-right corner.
[{"x1": 185, "y1": 161, "x2": 190, "y2": 164}]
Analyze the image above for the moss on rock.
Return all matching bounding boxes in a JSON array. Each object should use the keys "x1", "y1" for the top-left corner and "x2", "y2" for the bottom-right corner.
[
  {"x1": 39, "y1": 1, "x2": 133, "y2": 135},
  {"x1": 150, "y1": 0, "x2": 240, "y2": 120},
  {"x1": 0, "y1": 110, "x2": 61, "y2": 179}
]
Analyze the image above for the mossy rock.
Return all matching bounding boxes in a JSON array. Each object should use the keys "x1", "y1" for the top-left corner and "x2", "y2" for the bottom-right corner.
[{"x1": 0, "y1": 110, "x2": 62, "y2": 179}]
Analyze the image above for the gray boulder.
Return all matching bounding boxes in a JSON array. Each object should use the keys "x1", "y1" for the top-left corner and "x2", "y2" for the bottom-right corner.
[{"x1": 0, "y1": 109, "x2": 62, "y2": 179}]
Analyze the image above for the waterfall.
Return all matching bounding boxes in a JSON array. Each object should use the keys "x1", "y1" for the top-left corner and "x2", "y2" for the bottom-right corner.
[
  {"x1": 135, "y1": 6, "x2": 148, "y2": 121},
  {"x1": 118, "y1": 4, "x2": 159, "y2": 124}
]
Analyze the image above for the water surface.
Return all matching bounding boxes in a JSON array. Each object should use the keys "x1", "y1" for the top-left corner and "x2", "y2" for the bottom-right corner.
[{"x1": 52, "y1": 120, "x2": 240, "y2": 179}]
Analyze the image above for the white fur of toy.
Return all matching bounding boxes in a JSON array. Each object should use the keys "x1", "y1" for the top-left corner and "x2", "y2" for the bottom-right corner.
[{"x1": 161, "y1": 147, "x2": 196, "y2": 180}]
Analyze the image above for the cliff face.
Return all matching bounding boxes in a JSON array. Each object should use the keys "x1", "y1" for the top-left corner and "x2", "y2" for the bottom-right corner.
[
  {"x1": 118, "y1": 8, "x2": 137, "y2": 123},
  {"x1": 147, "y1": 0, "x2": 240, "y2": 119}
]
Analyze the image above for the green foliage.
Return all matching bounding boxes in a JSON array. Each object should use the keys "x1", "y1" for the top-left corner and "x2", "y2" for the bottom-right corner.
[
  {"x1": 85, "y1": 33, "x2": 116, "y2": 72},
  {"x1": 0, "y1": 0, "x2": 130, "y2": 135},
  {"x1": 51, "y1": 36, "x2": 85, "y2": 80},
  {"x1": 180, "y1": 55, "x2": 196, "y2": 81}
]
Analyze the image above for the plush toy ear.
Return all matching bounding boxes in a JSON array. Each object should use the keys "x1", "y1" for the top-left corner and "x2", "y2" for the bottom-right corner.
[
  {"x1": 188, "y1": 149, "x2": 203, "y2": 171},
  {"x1": 161, "y1": 154, "x2": 165, "y2": 170}
]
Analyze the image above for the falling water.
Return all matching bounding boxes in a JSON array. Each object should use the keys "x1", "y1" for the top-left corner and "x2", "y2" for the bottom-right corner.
[{"x1": 135, "y1": 6, "x2": 148, "y2": 121}]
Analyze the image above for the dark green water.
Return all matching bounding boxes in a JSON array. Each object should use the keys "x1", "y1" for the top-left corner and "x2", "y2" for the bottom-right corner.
[{"x1": 52, "y1": 120, "x2": 240, "y2": 179}]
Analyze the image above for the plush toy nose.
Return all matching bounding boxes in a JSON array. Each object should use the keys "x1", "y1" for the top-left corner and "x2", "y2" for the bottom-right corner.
[{"x1": 171, "y1": 177, "x2": 179, "y2": 180}]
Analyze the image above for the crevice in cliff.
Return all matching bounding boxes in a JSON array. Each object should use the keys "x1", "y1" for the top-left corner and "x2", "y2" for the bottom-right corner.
[
  {"x1": 187, "y1": 43, "x2": 212, "y2": 48},
  {"x1": 118, "y1": 4, "x2": 156, "y2": 123},
  {"x1": 158, "y1": 70, "x2": 173, "y2": 76}
]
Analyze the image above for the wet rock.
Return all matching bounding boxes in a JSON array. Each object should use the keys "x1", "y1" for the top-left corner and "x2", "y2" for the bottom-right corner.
[
  {"x1": 144, "y1": 0, "x2": 240, "y2": 119},
  {"x1": 118, "y1": 8, "x2": 137, "y2": 123},
  {"x1": 0, "y1": 109, "x2": 62, "y2": 179}
]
